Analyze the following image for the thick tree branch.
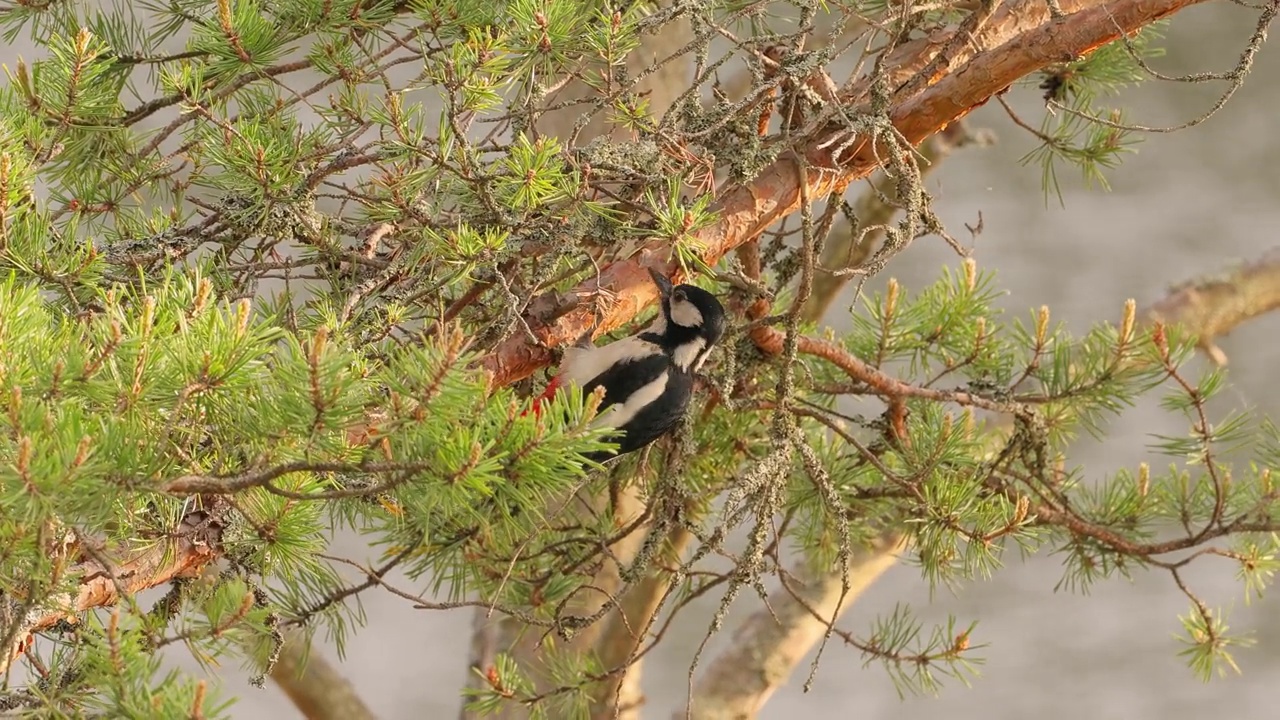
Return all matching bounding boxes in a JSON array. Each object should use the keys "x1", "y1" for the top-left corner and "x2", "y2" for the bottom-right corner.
[
  {"x1": 859, "y1": 0, "x2": 1109, "y2": 104},
  {"x1": 1, "y1": 518, "x2": 221, "y2": 675},
  {"x1": 482, "y1": 0, "x2": 1205, "y2": 388},
  {"x1": 685, "y1": 534, "x2": 907, "y2": 720},
  {"x1": 270, "y1": 628, "x2": 379, "y2": 720},
  {"x1": 1141, "y1": 246, "x2": 1280, "y2": 365}
]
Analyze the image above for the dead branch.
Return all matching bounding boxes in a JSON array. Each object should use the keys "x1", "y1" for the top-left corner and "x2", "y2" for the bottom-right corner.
[
  {"x1": 805, "y1": 121, "x2": 994, "y2": 323},
  {"x1": 591, "y1": 525, "x2": 696, "y2": 720}
]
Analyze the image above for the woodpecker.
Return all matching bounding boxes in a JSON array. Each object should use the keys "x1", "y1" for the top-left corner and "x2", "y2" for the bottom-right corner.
[{"x1": 533, "y1": 268, "x2": 727, "y2": 462}]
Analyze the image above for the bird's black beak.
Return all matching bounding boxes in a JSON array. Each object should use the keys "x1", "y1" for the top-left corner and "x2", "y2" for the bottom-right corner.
[{"x1": 648, "y1": 268, "x2": 674, "y2": 301}]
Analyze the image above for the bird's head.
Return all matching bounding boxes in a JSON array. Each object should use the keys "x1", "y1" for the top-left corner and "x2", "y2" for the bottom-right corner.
[{"x1": 648, "y1": 268, "x2": 726, "y2": 371}]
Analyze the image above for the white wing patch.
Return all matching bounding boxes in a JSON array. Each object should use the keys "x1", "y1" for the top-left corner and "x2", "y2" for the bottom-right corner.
[
  {"x1": 557, "y1": 333, "x2": 662, "y2": 387},
  {"x1": 594, "y1": 371, "x2": 669, "y2": 430},
  {"x1": 671, "y1": 337, "x2": 707, "y2": 372}
]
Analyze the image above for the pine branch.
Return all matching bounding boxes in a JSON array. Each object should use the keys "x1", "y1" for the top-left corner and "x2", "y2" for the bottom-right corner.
[
  {"x1": 751, "y1": 322, "x2": 1019, "y2": 414},
  {"x1": 3, "y1": 2, "x2": 1271, "y2": 712},
  {"x1": 481, "y1": 0, "x2": 1208, "y2": 388},
  {"x1": 683, "y1": 243, "x2": 1280, "y2": 714}
]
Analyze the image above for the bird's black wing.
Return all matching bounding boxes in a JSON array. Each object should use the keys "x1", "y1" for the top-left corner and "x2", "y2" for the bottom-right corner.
[{"x1": 581, "y1": 351, "x2": 670, "y2": 413}]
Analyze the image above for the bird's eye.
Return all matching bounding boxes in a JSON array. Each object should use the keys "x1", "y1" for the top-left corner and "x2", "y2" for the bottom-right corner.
[{"x1": 673, "y1": 289, "x2": 687, "y2": 303}]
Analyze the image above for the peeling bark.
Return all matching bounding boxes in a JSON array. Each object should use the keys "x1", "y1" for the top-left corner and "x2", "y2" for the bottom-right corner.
[{"x1": 1, "y1": 518, "x2": 220, "y2": 675}]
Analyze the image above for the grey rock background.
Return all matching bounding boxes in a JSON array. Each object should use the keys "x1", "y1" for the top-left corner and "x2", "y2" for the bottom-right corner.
[{"x1": 6, "y1": 5, "x2": 1280, "y2": 718}]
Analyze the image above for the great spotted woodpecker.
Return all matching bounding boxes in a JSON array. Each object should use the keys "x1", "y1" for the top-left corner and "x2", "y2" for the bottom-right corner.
[{"x1": 533, "y1": 269, "x2": 727, "y2": 462}]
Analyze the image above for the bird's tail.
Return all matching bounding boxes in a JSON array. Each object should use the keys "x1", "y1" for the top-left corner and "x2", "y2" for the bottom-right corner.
[{"x1": 521, "y1": 375, "x2": 620, "y2": 464}]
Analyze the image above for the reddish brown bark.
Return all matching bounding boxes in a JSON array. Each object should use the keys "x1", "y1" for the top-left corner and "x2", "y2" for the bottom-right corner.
[
  {"x1": 481, "y1": 0, "x2": 1210, "y2": 388},
  {"x1": 2, "y1": 532, "x2": 218, "y2": 674}
]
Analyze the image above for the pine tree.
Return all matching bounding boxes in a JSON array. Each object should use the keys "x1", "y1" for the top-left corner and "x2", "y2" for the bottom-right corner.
[{"x1": 0, "y1": 1, "x2": 1277, "y2": 718}]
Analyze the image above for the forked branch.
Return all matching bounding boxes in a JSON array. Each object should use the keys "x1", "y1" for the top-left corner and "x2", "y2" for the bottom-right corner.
[{"x1": 482, "y1": 0, "x2": 1212, "y2": 387}]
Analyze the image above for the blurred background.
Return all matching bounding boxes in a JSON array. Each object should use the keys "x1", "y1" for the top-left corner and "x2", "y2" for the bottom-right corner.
[{"x1": 8, "y1": 4, "x2": 1280, "y2": 718}]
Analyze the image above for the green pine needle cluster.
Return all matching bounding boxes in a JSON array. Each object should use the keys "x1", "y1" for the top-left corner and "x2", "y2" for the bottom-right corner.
[{"x1": 1019, "y1": 22, "x2": 1169, "y2": 204}]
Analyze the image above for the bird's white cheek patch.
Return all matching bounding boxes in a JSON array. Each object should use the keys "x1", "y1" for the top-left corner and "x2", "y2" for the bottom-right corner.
[
  {"x1": 595, "y1": 371, "x2": 669, "y2": 429},
  {"x1": 672, "y1": 337, "x2": 707, "y2": 371},
  {"x1": 670, "y1": 300, "x2": 703, "y2": 328}
]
